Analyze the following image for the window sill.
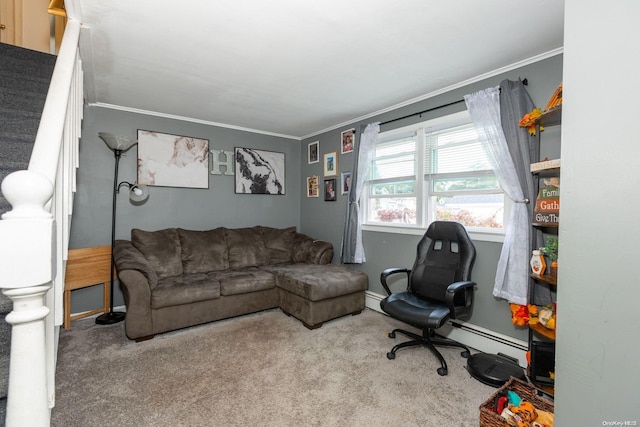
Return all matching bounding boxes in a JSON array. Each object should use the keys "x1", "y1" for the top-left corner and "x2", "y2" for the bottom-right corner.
[{"x1": 362, "y1": 224, "x2": 505, "y2": 243}]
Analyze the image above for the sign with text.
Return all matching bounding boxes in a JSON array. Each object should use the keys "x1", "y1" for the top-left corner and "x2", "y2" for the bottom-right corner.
[{"x1": 533, "y1": 176, "x2": 560, "y2": 225}]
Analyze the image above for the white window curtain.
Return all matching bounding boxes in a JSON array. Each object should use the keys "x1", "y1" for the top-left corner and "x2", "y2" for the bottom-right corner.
[
  {"x1": 340, "y1": 122, "x2": 380, "y2": 264},
  {"x1": 464, "y1": 87, "x2": 529, "y2": 304}
]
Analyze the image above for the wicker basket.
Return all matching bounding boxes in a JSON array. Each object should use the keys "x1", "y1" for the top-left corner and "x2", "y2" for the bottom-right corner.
[{"x1": 479, "y1": 377, "x2": 554, "y2": 427}]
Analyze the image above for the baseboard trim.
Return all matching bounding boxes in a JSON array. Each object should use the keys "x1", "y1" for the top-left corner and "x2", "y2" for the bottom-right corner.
[{"x1": 366, "y1": 291, "x2": 528, "y2": 367}]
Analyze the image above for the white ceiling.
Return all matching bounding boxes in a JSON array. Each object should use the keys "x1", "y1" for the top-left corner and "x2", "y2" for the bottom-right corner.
[{"x1": 72, "y1": 0, "x2": 564, "y2": 139}]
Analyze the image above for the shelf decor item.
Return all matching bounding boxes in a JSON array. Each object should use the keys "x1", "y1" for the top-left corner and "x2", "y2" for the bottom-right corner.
[
  {"x1": 530, "y1": 250, "x2": 546, "y2": 276},
  {"x1": 540, "y1": 236, "x2": 559, "y2": 277},
  {"x1": 544, "y1": 83, "x2": 563, "y2": 112},
  {"x1": 533, "y1": 176, "x2": 560, "y2": 226},
  {"x1": 519, "y1": 107, "x2": 543, "y2": 135}
]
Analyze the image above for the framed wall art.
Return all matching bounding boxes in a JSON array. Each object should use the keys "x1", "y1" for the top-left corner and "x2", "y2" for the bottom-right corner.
[
  {"x1": 323, "y1": 151, "x2": 338, "y2": 177},
  {"x1": 341, "y1": 128, "x2": 355, "y2": 154},
  {"x1": 137, "y1": 130, "x2": 209, "y2": 189},
  {"x1": 308, "y1": 141, "x2": 319, "y2": 164},
  {"x1": 341, "y1": 171, "x2": 351, "y2": 195},
  {"x1": 306, "y1": 176, "x2": 319, "y2": 198},
  {"x1": 234, "y1": 147, "x2": 285, "y2": 195},
  {"x1": 324, "y1": 178, "x2": 337, "y2": 201}
]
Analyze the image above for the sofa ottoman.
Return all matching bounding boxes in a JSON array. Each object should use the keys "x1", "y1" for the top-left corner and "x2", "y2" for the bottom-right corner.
[{"x1": 264, "y1": 264, "x2": 368, "y2": 329}]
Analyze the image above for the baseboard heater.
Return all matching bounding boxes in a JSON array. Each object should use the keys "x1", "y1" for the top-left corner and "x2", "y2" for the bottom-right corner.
[{"x1": 447, "y1": 320, "x2": 528, "y2": 351}]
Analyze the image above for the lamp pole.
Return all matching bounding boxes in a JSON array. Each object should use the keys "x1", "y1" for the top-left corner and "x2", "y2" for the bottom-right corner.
[{"x1": 95, "y1": 148, "x2": 126, "y2": 324}]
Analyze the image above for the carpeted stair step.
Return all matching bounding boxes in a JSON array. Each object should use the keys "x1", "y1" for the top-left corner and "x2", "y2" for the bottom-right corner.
[{"x1": 0, "y1": 43, "x2": 55, "y2": 217}]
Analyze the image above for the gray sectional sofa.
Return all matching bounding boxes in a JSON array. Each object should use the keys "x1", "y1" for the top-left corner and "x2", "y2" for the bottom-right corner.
[{"x1": 113, "y1": 226, "x2": 368, "y2": 341}]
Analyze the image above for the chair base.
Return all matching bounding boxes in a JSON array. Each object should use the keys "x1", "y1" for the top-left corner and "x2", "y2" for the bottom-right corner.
[{"x1": 386, "y1": 328, "x2": 471, "y2": 376}]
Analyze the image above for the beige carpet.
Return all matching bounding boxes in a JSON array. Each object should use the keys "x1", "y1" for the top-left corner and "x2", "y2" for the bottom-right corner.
[{"x1": 51, "y1": 308, "x2": 494, "y2": 426}]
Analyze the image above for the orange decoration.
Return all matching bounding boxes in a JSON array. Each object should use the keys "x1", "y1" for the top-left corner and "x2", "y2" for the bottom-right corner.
[{"x1": 519, "y1": 108, "x2": 544, "y2": 136}]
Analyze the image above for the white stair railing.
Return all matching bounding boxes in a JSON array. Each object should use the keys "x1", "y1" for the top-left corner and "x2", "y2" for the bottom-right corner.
[{"x1": 0, "y1": 18, "x2": 83, "y2": 427}]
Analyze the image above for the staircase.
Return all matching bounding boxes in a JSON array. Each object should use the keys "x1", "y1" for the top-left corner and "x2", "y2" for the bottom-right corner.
[{"x1": 0, "y1": 42, "x2": 57, "y2": 425}]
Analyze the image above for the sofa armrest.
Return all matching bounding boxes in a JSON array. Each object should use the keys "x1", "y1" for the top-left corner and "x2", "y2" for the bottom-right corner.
[
  {"x1": 118, "y1": 269, "x2": 154, "y2": 339},
  {"x1": 292, "y1": 233, "x2": 334, "y2": 264},
  {"x1": 113, "y1": 240, "x2": 158, "y2": 287}
]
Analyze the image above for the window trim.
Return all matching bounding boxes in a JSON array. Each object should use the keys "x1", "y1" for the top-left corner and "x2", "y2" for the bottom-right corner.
[{"x1": 362, "y1": 111, "x2": 508, "y2": 243}]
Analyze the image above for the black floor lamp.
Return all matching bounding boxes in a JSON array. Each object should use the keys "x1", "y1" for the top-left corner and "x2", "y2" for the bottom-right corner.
[{"x1": 96, "y1": 132, "x2": 149, "y2": 325}]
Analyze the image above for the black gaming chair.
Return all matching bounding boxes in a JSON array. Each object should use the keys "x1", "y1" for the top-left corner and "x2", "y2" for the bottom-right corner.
[{"x1": 380, "y1": 221, "x2": 476, "y2": 376}]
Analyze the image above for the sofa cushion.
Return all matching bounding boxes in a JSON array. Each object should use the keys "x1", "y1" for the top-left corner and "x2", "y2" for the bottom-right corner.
[
  {"x1": 260, "y1": 226, "x2": 296, "y2": 264},
  {"x1": 131, "y1": 228, "x2": 183, "y2": 278},
  {"x1": 209, "y1": 267, "x2": 276, "y2": 296},
  {"x1": 178, "y1": 228, "x2": 229, "y2": 274},
  {"x1": 151, "y1": 273, "x2": 221, "y2": 308},
  {"x1": 224, "y1": 226, "x2": 269, "y2": 268},
  {"x1": 265, "y1": 264, "x2": 368, "y2": 301},
  {"x1": 114, "y1": 239, "x2": 158, "y2": 287},
  {"x1": 291, "y1": 233, "x2": 334, "y2": 264}
]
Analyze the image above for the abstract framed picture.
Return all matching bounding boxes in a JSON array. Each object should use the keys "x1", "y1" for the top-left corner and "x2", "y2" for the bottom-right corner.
[
  {"x1": 234, "y1": 147, "x2": 285, "y2": 195},
  {"x1": 324, "y1": 178, "x2": 337, "y2": 201},
  {"x1": 341, "y1": 128, "x2": 355, "y2": 154},
  {"x1": 137, "y1": 130, "x2": 209, "y2": 189},
  {"x1": 308, "y1": 141, "x2": 319, "y2": 164},
  {"x1": 306, "y1": 176, "x2": 319, "y2": 198},
  {"x1": 323, "y1": 151, "x2": 338, "y2": 177},
  {"x1": 341, "y1": 171, "x2": 351, "y2": 195}
]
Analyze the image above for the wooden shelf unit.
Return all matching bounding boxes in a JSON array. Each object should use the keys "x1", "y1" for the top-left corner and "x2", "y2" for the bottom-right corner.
[
  {"x1": 527, "y1": 101, "x2": 561, "y2": 391},
  {"x1": 530, "y1": 273, "x2": 557, "y2": 286}
]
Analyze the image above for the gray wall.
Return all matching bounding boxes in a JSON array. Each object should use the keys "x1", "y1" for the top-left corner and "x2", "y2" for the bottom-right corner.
[
  {"x1": 69, "y1": 107, "x2": 301, "y2": 310},
  {"x1": 555, "y1": 1, "x2": 640, "y2": 423},
  {"x1": 299, "y1": 54, "x2": 563, "y2": 340}
]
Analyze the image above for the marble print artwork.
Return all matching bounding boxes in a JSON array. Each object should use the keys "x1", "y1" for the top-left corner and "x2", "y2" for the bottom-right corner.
[{"x1": 234, "y1": 147, "x2": 285, "y2": 195}]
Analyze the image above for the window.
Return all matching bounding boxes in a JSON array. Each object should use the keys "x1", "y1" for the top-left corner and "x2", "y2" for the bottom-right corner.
[{"x1": 364, "y1": 111, "x2": 506, "y2": 238}]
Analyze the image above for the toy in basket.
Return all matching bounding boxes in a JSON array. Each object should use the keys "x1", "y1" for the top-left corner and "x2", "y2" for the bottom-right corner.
[{"x1": 479, "y1": 376, "x2": 554, "y2": 427}]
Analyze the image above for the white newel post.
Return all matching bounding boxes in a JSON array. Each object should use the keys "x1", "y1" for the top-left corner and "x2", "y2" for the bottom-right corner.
[
  {"x1": 3, "y1": 286, "x2": 51, "y2": 426},
  {"x1": 0, "y1": 170, "x2": 55, "y2": 427}
]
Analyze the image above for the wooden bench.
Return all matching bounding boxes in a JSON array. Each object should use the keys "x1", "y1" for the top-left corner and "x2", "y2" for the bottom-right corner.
[{"x1": 64, "y1": 246, "x2": 114, "y2": 329}]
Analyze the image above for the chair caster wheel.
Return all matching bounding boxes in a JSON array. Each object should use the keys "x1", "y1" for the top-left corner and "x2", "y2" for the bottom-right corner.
[
  {"x1": 387, "y1": 352, "x2": 396, "y2": 360},
  {"x1": 461, "y1": 350, "x2": 470, "y2": 358},
  {"x1": 437, "y1": 367, "x2": 447, "y2": 376},
  {"x1": 388, "y1": 331, "x2": 396, "y2": 338}
]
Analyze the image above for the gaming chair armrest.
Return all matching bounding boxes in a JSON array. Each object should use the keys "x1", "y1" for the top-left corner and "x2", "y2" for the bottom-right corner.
[
  {"x1": 380, "y1": 268, "x2": 411, "y2": 295},
  {"x1": 445, "y1": 280, "x2": 476, "y2": 318}
]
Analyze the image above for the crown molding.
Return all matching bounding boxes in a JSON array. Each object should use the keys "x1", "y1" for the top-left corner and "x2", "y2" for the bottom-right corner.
[
  {"x1": 87, "y1": 102, "x2": 301, "y2": 141},
  {"x1": 301, "y1": 47, "x2": 564, "y2": 140}
]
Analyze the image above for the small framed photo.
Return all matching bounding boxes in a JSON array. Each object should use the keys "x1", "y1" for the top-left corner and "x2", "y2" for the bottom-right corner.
[
  {"x1": 341, "y1": 128, "x2": 355, "y2": 154},
  {"x1": 323, "y1": 151, "x2": 338, "y2": 177},
  {"x1": 341, "y1": 171, "x2": 351, "y2": 195},
  {"x1": 306, "y1": 176, "x2": 319, "y2": 198},
  {"x1": 324, "y1": 178, "x2": 337, "y2": 201},
  {"x1": 308, "y1": 141, "x2": 319, "y2": 164}
]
